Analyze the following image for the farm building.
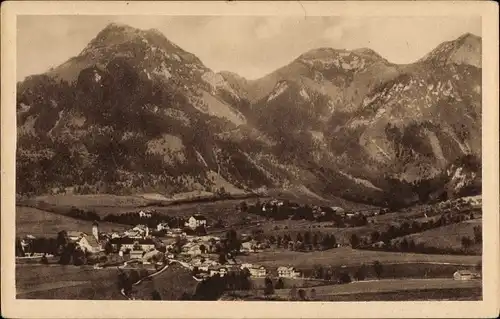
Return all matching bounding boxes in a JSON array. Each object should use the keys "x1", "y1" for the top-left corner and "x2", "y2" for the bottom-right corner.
[
  {"x1": 208, "y1": 265, "x2": 228, "y2": 277},
  {"x1": 277, "y1": 266, "x2": 301, "y2": 278},
  {"x1": 185, "y1": 215, "x2": 207, "y2": 229},
  {"x1": 109, "y1": 237, "x2": 156, "y2": 252},
  {"x1": 453, "y1": 270, "x2": 481, "y2": 280},
  {"x1": 130, "y1": 250, "x2": 145, "y2": 259},
  {"x1": 248, "y1": 265, "x2": 267, "y2": 278},
  {"x1": 240, "y1": 263, "x2": 266, "y2": 276}
]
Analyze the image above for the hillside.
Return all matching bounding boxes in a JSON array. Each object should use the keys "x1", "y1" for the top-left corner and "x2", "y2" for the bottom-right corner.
[
  {"x1": 131, "y1": 263, "x2": 198, "y2": 300},
  {"x1": 16, "y1": 24, "x2": 482, "y2": 208},
  {"x1": 16, "y1": 206, "x2": 127, "y2": 237}
]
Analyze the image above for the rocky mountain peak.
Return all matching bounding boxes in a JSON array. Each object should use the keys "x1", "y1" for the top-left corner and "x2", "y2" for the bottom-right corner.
[{"x1": 418, "y1": 33, "x2": 481, "y2": 68}]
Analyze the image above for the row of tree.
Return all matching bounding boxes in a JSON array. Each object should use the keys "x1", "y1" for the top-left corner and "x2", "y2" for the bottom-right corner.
[
  {"x1": 307, "y1": 261, "x2": 384, "y2": 282},
  {"x1": 245, "y1": 200, "x2": 368, "y2": 227},
  {"x1": 267, "y1": 232, "x2": 338, "y2": 251},
  {"x1": 354, "y1": 211, "x2": 478, "y2": 250},
  {"x1": 189, "y1": 269, "x2": 253, "y2": 300}
]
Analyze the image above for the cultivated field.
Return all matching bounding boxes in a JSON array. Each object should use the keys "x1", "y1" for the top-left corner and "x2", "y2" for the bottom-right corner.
[
  {"x1": 273, "y1": 278, "x2": 481, "y2": 299},
  {"x1": 237, "y1": 247, "x2": 481, "y2": 270},
  {"x1": 319, "y1": 287, "x2": 482, "y2": 301},
  {"x1": 16, "y1": 206, "x2": 128, "y2": 237},
  {"x1": 16, "y1": 264, "x2": 125, "y2": 299}
]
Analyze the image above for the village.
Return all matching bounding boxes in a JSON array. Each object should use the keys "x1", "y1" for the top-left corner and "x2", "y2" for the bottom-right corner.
[
  {"x1": 15, "y1": 195, "x2": 483, "y2": 301},
  {"x1": 16, "y1": 200, "x2": 309, "y2": 282}
]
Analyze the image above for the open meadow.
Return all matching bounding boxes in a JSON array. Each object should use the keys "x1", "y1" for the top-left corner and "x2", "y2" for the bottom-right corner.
[
  {"x1": 237, "y1": 247, "x2": 481, "y2": 270},
  {"x1": 131, "y1": 263, "x2": 199, "y2": 300},
  {"x1": 272, "y1": 278, "x2": 481, "y2": 299},
  {"x1": 396, "y1": 219, "x2": 482, "y2": 254},
  {"x1": 16, "y1": 206, "x2": 128, "y2": 237},
  {"x1": 16, "y1": 264, "x2": 125, "y2": 299}
]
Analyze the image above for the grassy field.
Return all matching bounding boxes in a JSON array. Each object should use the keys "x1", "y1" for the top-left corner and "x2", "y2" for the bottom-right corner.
[
  {"x1": 237, "y1": 247, "x2": 481, "y2": 270},
  {"x1": 16, "y1": 264, "x2": 125, "y2": 299},
  {"x1": 395, "y1": 219, "x2": 482, "y2": 254},
  {"x1": 272, "y1": 278, "x2": 481, "y2": 299},
  {"x1": 319, "y1": 287, "x2": 482, "y2": 301},
  {"x1": 16, "y1": 206, "x2": 128, "y2": 237},
  {"x1": 249, "y1": 277, "x2": 329, "y2": 289},
  {"x1": 224, "y1": 278, "x2": 481, "y2": 301},
  {"x1": 131, "y1": 263, "x2": 199, "y2": 300}
]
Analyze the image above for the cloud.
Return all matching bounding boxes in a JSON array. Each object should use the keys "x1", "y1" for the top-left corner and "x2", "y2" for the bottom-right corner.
[{"x1": 322, "y1": 18, "x2": 363, "y2": 43}]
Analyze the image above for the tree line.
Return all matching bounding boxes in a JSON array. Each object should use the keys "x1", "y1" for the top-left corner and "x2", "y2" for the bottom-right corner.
[
  {"x1": 244, "y1": 200, "x2": 368, "y2": 227},
  {"x1": 265, "y1": 232, "x2": 339, "y2": 252}
]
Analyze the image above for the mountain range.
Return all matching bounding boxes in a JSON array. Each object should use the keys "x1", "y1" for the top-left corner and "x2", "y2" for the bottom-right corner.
[{"x1": 16, "y1": 23, "x2": 482, "y2": 208}]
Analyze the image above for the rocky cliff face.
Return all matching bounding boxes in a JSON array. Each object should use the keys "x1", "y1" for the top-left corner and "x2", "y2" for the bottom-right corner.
[{"x1": 16, "y1": 24, "x2": 481, "y2": 207}]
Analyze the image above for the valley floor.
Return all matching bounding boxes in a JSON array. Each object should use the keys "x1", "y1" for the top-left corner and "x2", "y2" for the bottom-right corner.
[{"x1": 15, "y1": 194, "x2": 483, "y2": 301}]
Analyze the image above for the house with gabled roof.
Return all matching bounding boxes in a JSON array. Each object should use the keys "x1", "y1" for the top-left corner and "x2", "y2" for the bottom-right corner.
[
  {"x1": 277, "y1": 266, "x2": 301, "y2": 278},
  {"x1": 68, "y1": 231, "x2": 86, "y2": 242},
  {"x1": 453, "y1": 269, "x2": 481, "y2": 280},
  {"x1": 109, "y1": 237, "x2": 155, "y2": 252},
  {"x1": 79, "y1": 234, "x2": 102, "y2": 253},
  {"x1": 186, "y1": 214, "x2": 207, "y2": 229}
]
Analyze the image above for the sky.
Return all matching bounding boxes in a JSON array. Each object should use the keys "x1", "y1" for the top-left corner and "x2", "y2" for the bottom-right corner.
[{"x1": 17, "y1": 15, "x2": 481, "y2": 80}]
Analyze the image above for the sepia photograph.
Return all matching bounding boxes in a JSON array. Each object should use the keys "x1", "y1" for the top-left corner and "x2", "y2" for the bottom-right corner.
[{"x1": 1, "y1": 1, "x2": 499, "y2": 318}]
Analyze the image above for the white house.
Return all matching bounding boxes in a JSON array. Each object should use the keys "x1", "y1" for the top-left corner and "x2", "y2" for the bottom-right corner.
[
  {"x1": 241, "y1": 263, "x2": 254, "y2": 270},
  {"x1": 277, "y1": 266, "x2": 301, "y2": 278},
  {"x1": 185, "y1": 215, "x2": 208, "y2": 229},
  {"x1": 453, "y1": 270, "x2": 481, "y2": 280},
  {"x1": 249, "y1": 265, "x2": 267, "y2": 278},
  {"x1": 109, "y1": 237, "x2": 156, "y2": 252},
  {"x1": 138, "y1": 210, "x2": 152, "y2": 218},
  {"x1": 241, "y1": 241, "x2": 257, "y2": 253},
  {"x1": 78, "y1": 235, "x2": 102, "y2": 253},
  {"x1": 124, "y1": 230, "x2": 142, "y2": 238},
  {"x1": 157, "y1": 223, "x2": 170, "y2": 231},
  {"x1": 198, "y1": 265, "x2": 210, "y2": 272},
  {"x1": 130, "y1": 250, "x2": 144, "y2": 259},
  {"x1": 77, "y1": 222, "x2": 102, "y2": 253},
  {"x1": 218, "y1": 267, "x2": 228, "y2": 277}
]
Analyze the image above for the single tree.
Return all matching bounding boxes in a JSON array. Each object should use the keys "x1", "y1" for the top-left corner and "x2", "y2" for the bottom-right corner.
[
  {"x1": 473, "y1": 226, "x2": 482, "y2": 243},
  {"x1": 104, "y1": 241, "x2": 114, "y2": 254},
  {"x1": 218, "y1": 253, "x2": 227, "y2": 265},
  {"x1": 354, "y1": 264, "x2": 367, "y2": 281},
  {"x1": 350, "y1": 234, "x2": 360, "y2": 249},
  {"x1": 289, "y1": 285, "x2": 298, "y2": 301},
  {"x1": 461, "y1": 236, "x2": 473, "y2": 251},
  {"x1": 264, "y1": 277, "x2": 275, "y2": 295},
  {"x1": 199, "y1": 244, "x2": 207, "y2": 254},
  {"x1": 297, "y1": 288, "x2": 307, "y2": 300},
  {"x1": 338, "y1": 272, "x2": 352, "y2": 284},
  {"x1": 151, "y1": 290, "x2": 162, "y2": 300},
  {"x1": 309, "y1": 288, "x2": 317, "y2": 300},
  {"x1": 373, "y1": 261, "x2": 383, "y2": 279},
  {"x1": 275, "y1": 277, "x2": 285, "y2": 289}
]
